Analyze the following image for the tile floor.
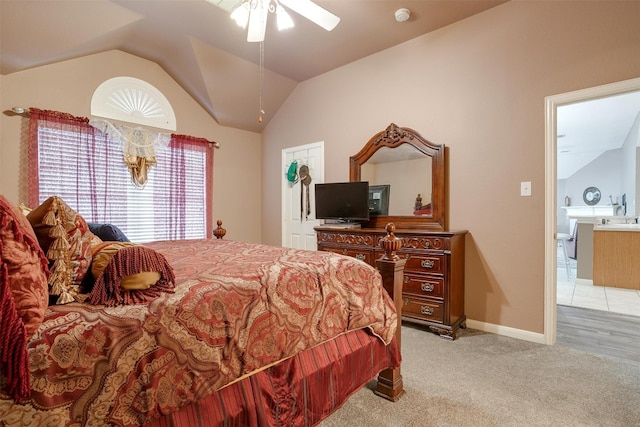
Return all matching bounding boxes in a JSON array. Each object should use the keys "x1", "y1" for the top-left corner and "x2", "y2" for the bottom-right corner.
[{"x1": 556, "y1": 247, "x2": 640, "y2": 317}]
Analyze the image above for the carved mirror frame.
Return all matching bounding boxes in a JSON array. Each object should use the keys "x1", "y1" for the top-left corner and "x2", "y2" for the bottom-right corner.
[{"x1": 350, "y1": 123, "x2": 446, "y2": 230}]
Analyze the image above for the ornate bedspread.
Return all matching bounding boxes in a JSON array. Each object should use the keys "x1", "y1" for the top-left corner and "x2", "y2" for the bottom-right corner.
[{"x1": 0, "y1": 239, "x2": 397, "y2": 426}]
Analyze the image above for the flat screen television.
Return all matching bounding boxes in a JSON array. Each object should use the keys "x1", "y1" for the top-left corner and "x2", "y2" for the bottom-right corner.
[{"x1": 315, "y1": 181, "x2": 370, "y2": 222}]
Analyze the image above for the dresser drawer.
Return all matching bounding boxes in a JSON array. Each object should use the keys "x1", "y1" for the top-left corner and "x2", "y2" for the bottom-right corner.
[
  {"x1": 316, "y1": 226, "x2": 467, "y2": 340},
  {"x1": 402, "y1": 296, "x2": 444, "y2": 324},
  {"x1": 320, "y1": 245, "x2": 374, "y2": 265},
  {"x1": 403, "y1": 273, "x2": 444, "y2": 299},
  {"x1": 316, "y1": 232, "x2": 375, "y2": 248},
  {"x1": 402, "y1": 253, "x2": 445, "y2": 275}
]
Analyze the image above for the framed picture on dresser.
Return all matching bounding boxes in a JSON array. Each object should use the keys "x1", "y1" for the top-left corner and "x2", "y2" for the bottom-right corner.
[{"x1": 369, "y1": 185, "x2": 390, "y2": 216}]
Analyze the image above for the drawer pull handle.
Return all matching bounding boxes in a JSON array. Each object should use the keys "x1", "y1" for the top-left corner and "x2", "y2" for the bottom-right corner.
[
  {"x1": 421, "y1": 283, "x2": 434, "y2": 293},
  {"x1": 404, "y1": 276, "x2": 410, "y2": 283},
  {"x1": 342, "y1": 249, "x2": 348, "y2": 255},
  {"x1": 355, "y1": 254, "x2": 366, "y2": 261},
  {"x1": 421, "y1": 259, "x2": 435, "y2": 269},
  {"x1": 421, "y1": 306, "x2": 434, "y2": 316}
]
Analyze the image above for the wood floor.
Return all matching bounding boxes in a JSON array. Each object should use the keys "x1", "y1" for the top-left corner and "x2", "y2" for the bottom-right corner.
[{"x1": 557, "y1": 304, "x2": 640, "y2": 362}]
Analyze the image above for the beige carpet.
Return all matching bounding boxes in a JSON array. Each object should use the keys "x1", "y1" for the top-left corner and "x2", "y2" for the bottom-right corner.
[{"x1": 319, "y1": 325, "x2": 640, "y2": 426}]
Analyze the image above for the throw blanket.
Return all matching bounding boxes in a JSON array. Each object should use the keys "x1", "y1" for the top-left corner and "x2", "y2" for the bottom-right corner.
[{"x1": 0, "y1": 239, "x2": 397, "y2": 426}]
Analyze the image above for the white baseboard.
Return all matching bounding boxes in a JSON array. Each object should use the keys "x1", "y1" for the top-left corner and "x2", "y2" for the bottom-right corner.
[
  {"x1": 466, "y1": 319, "x2": 546, "y2": 345},
  {"x1": 575, "y1": 278, "x2": 593, "y2": 286}
]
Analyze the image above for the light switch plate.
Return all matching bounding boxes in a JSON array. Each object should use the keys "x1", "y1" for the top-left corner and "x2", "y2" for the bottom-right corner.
[{"x1": 521, "y1": 181, "x2": 532, "y2": 196}]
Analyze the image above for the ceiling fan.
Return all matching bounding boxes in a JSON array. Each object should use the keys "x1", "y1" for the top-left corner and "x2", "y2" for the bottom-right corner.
[{"x1": 210, "y1": 0, "x2": 340, "y2": 42}]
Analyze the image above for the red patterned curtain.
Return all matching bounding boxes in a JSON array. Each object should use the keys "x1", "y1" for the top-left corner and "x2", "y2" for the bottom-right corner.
[
  {"x1": 26, "y1": 108, "x2": 125, "y2": 220},
  {"x1": 155, "y1": 134, "x2": 215, "y2": 240}
]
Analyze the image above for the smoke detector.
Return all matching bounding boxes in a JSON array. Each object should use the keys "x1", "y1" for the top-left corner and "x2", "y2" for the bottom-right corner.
[{"x1": 395, "y1": 8, "x2": 410, "y2": 23}]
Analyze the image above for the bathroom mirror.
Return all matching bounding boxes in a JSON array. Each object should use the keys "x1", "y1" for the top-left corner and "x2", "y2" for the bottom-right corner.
[{"x1": 350, "y1": 123, "x2": 446, "y2": 230}]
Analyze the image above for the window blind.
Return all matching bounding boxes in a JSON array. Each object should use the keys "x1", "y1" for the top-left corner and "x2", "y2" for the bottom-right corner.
[{"x1": 37, "y1": 124, "x2": 209, "y2": 243}]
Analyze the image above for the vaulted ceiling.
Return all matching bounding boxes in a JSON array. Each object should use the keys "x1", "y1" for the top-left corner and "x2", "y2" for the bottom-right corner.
[
  {"x1": 557, "y1": 90, "x2": 640, "y2": 180},
  {"x1": 4, "y1": 1, "x2": 635, "y2": 178},
  {"x1": 0, "y1": 0, "x2": 507, "y2": 133}
]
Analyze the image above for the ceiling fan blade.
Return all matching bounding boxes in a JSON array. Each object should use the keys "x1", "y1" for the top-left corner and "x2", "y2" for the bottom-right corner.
[
  {"x1": 279, "y1": 0, "x2": 340, "y2": 31},
  {"x1": 247, "y1": 0, "x2": 268, "y2": 42}
]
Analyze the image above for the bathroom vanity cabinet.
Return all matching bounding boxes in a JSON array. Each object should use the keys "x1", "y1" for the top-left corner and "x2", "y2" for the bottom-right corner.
[{"x1": 593, "y1": 225, "x2": 640, "y2": 289}]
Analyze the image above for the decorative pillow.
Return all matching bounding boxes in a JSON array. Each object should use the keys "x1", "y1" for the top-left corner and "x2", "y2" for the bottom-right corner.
[
  {"x1": 87, "y1": 222, "x2": 130, "y2": 242},
  {"x1": 0, "y1": 195, "x2": 50, "y2": 402},
  {"x1": 0, "y1": 196, "x2": 49, "y2": 335},
  {"x1": 91, "y1": 242, "x2": 160, "y2": 290},
  {"x1": 88, "y1": 242, "x2": 175, "y2": 306},
  {"x1": 18, "y1": 203, "x2": 32, "y2": 216},
  {"x1": 27, "y1": 196, "x2": 101, "y2": 304}
]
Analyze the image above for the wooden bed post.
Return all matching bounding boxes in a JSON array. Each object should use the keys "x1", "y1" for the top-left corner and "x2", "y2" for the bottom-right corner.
[
  {"x1": 213, "y1": 220, "x2": 226, "y2": 239},
  {"x1": 374, "y1": 223, "x2": 406, "y2": 402}
]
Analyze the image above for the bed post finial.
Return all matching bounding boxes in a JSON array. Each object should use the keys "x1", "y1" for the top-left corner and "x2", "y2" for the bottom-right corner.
[
  {"x1": 213, "y1": 220, "x2": 226, "y2": 239},
  {"x1": 380, "y1": 223, "x2": 402, "y2": 260},
  {"x1": 374, "y1": 222, "x2": 405, "y2": 402}
]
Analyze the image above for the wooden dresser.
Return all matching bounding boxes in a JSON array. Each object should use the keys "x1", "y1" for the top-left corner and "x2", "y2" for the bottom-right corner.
[{"x1": 315, "y1": 226, "x2": 467, "y2": 340}]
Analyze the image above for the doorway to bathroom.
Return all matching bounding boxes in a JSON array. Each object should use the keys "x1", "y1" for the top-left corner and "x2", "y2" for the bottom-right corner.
[{"x1": 545, "y1": 77, "x2": 640, "y2": 344}]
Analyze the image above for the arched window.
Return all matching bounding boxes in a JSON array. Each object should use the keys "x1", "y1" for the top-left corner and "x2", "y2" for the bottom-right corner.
[{"x1": 91, "y1": 76, "x2": 176, "y2": 131}]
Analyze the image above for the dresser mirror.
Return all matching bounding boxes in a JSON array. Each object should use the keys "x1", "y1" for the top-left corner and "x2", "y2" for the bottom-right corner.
[{"x1": 350, "y1": 123, "x2": 446, "y2": 230}]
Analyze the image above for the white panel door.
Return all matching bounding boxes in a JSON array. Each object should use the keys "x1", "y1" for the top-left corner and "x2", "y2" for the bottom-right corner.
[{"x1": 282, "y1": 142, "x2": 324, "y2": 249}]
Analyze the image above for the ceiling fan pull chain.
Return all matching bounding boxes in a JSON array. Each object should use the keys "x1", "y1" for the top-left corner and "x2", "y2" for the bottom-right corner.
[{"x1": 258, "y1": 39, "x2": 265, "y2": 123}]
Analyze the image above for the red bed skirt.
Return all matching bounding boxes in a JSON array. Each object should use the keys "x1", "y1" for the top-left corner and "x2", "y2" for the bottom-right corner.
[{"x1": 149, "y1": 328, "x2": 400, "y2": 427}]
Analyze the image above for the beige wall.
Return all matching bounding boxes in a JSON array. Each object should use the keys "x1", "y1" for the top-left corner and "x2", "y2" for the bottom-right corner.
[
  {"x1": 0, "y1": 50, "x2": 262, "y2": 244},
  {"x1": 262, "y1": 1, "x2": 640, "y2": 334}
]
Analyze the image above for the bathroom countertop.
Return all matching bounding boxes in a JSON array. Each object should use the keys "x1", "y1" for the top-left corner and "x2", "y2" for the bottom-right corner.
[{"x1": 593, "y1": 224, "x2": 640, "y2": 232}]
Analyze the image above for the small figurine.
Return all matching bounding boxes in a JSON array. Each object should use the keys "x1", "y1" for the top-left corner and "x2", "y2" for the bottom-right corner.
[
  {"x1": 414, "y1": 194, "x2": 423, "y2": 211},
  {"x1": 413, "y1": 194, "x2": 432, "y2": 216}
]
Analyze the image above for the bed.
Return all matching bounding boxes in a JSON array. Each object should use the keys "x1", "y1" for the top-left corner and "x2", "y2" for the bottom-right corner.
[{"x1": 0, "y1": 195, "x2": 404, "y2": 426}]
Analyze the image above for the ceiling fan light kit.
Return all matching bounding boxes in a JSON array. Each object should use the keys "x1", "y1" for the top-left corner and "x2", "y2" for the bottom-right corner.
[
  {"x1": 230, "y1": 2, "x2": 250, "y2": 28},
  {"x1": 230, "y1": 0, "x2": 340, "y2": 42},
  {"x1": 275, "y1": 4, "x2": 294, "y2": 30}
]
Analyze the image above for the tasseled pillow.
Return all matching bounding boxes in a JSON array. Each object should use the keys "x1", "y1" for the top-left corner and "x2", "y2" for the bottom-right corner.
[
  {"x1": 0, "y1": 195, "x2": 50, "y2": 402},
  {"x1": 0, "y1": 265, "x2": 30, "y2": 402},
  {"x1": 88, "y1": 244, "x2": 175, "y2": 306},
  {"x1": 27, "y1": 196, "x2": 101, "y2": 304}
]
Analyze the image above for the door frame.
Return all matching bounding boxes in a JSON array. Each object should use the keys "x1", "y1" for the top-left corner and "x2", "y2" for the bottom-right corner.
[{"x1": 544, "y1": 77, "x2": 640, "y2": 345}]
